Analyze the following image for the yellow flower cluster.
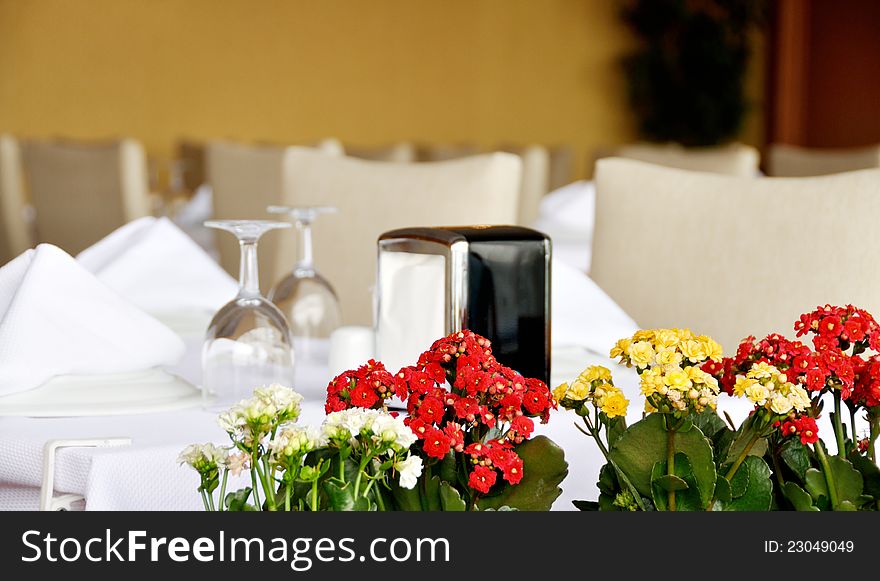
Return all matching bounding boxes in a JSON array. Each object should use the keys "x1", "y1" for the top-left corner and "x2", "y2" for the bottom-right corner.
[
  {"x1": 610, "y1": 328, "x2": 723, "y2": 415},
  {"x1": 554, "y1": 365, "x2": 629, "y2": 419},
  {"x1": 733, "y1": 362, "x2": 811, "y2": 416}
]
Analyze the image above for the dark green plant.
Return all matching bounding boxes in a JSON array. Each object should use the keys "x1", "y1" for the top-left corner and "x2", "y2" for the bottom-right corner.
[{"x1": 621, "y1": 0, "x2": 766, "y2": 146}]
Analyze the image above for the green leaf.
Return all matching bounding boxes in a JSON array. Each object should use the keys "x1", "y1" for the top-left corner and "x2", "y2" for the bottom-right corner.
[
  {"x1": 224, "y1": 488, "x2": 257, "y2": 511},
  {"x1": 606, "y1": 416, "x2": 628, "y2": 448},
  {"x1": 477, "y1": 436, "x2": 568, "y2": 511},
  {"x1": 782, "y1": 482, "x2": 819, "y2": 511},
  {"x1": 390, "y1": 481, "x2": 422, "y2": 511},
  {"x1": 596, "y1": 462, "x2": 618, "y2": 496},
  {"x1": 691, "y1": 410, "x2": 728, "y2": 441},
  {"x1": 438, "y1": 481, "x2": 467, "y2": 511},
  {"x1": 652, "y1": 474, "x2": 689, "y2": 492},
  {"x1": 804, "y1": 468, "x2": 828, "y2": 502},
  {"x1": 837, "y1": 500, "x2": 858, "y2": 511},
  {"x1": 322, "y1": 478, "x2": 374, "y2": 511},
  {"x1": 727, "y1": 460, "x2": 750, "y2": 498},
  {"x1": 849, "y1": 453, "x2": 880, "y2": 500},
  {"x1": 438, "y1": 452, "x2": 458, "y2": 483},
  {"x1": 724, "y1": 422, "x2": 768, "y2": 466},
  {"x1": 826, "y1": 456, "x2": 864, "y2": 504},
  {"x1": 609, "y1": 413, "x2": 716, "y2": 507},
  {"x1": 779, "y1": 439, "x2": 811, "y2": 482},
  {"x1": 720, "y1": 456, "x2": 772, "y2": 511},
  {"x1": 423, "y1": 474, "x2": 442, "y2": 511},
  {"x1": 598, "y1": 493, "x2": 617, "y2": 511},
  {"x1": 573, "y1": 500, "x2": 600, "y2": 511},
  {"x1": 650, "y1": 453, "x2": 703, "y2": 511},
  {"x1": 714, "y1": 476, "x2": 732, "y2": 502}
]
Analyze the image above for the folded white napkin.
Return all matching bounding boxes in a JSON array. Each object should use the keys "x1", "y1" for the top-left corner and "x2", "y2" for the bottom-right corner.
[
  {"x1": 0, "y1": 244, "x2": 186, "y2": 396},
  {"x1": 77, "y1": 216, "x2": 238, "y2": 316}
]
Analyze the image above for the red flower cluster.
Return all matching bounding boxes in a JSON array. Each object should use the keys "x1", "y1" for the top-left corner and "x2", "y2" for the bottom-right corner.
[
  {"x1": 852, "y1": 355, "x2": 880, "y2": 408},
  {"x1": 464, "y1": 440, "x2": 523, "y2": 493},
  {"x1": 325, "y1": 359, "x2": 402, "y2": 413},
  {"x1": 326, "y1": 330, "x2": 555, "y2": 495},
  {"x1": 780, "y1": 416, "x2": 820, "y2": 446},
  {"x1": 795, "y1": 304, "x2": 880, "y2": 352}
]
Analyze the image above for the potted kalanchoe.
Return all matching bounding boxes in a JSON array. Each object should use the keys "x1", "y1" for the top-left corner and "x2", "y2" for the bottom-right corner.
[
  {"x1": 560, "y1": 304, "x2": 880, "y2": 511},
  {"x1": 179, "y1": 384, "x2": 423, "y2": 511},
  {"x1": 326, "y1": 330, "x2": 567, "y2": 511}
]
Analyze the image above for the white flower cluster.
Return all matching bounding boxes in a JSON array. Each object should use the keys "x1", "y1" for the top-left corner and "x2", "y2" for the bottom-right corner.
[
  {"x1": 217, "y1": 383, "x2": 303, "y2": 444},
  {"x1": 269, "y1": 425, "x2": 328, "y2": 463},
  {"x1": 177, "y1": 443, "x2": 228, "y2": 472},
  {"x1": 322, "y1": 408, "x2": 416, "y2": 452}
]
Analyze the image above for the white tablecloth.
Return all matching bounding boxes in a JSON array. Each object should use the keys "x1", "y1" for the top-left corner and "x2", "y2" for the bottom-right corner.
[{"x1": 1, "y1": 344, "x2": 680, "y2": 511}]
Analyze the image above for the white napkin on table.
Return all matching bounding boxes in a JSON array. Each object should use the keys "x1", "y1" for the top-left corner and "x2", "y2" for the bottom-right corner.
[
  {"x1": 0, "y1": 244, "x2": 185, "y2": 396},
  {"x1": 77, "y1": 216, "x2": 237, "y2": 316}
]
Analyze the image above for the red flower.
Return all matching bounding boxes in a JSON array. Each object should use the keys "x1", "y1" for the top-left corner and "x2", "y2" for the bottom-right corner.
[
  {"x1": 421, "y1": 426, "x2": 451, "y2": 460},
  {"x1": 416, "y1": 395, "x2": 445, "y2": 425},
  {"x1": 523, "y1": 385, "x2": 550, "y2": 415},
  {"x1": 806, "y1": 368, "x2": 827, "y2": 391},
  {"x1": 468, "y1": 465, "x2": 497, "y2": 494},
  {"x1": 453, "y1": 397, "x2": 481, "y2": 420},
  {"x1": 424, "y1": 362, "x2": 447, "y2": 384},
  {"x1": 509, "y1": 415, "x2": 534, "y2": 442},
  {"x1": 443, "y1": 422, "x2": 465, "y2": 452},
  {"x1": 350, "y1": 381, "x2": 379, "y2": 408}
]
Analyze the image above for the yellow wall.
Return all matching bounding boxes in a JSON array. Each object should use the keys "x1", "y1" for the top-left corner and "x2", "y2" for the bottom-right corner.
[{"x1": 0, "y1": 0, "x2": 762, "y2": 180}]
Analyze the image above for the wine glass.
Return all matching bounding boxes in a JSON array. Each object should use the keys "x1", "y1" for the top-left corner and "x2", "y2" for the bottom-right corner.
[
  {"x1": 202, "y1": 220, "x2": 294, "y2": 410},
  {"x1": 267, "y1": 206, "x2": 342, "y2": 364}
]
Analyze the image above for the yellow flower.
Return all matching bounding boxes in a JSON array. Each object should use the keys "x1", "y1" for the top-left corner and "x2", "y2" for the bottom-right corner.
[
  {"x1": 663, "y1": 366, "x2": 692, "y2": 390},
  {"x1": 653, "y1": 329, "x2": 680, "y2": 349},
  {"x1": 569, "y1": 379, "x2": 591, "y2": 400},
  {"x1": 699, "y1": 337, "x2": 723, "y2": 361},
  {"x1": 676, "y1": 328, "x2": 695, "y2": 341},
  {"x1": 748, "y1": 361, "x2": 777, "y2": 380},
  {"x1": 610, "y1": 338, "x2": 632, "y2": 360},
  {"x1": 628, "y1": 341, "x2": 656, "y2": 368},
  {"x1": 632, "y1": 329, "x2": 655, "y2": 343},
  {"x1": 745, "y1": 383, "x2": 769, "y2": 405},
  {"x1": 685, "y1": 365, "x2": 707, "y2": 383},
  {"x1": 639, "y1": 367, "x2": 663, "y2": 397},
  {"x1": 733, "y1": 376, "x2": 756, "y2": 397},
  {"x1": 552, "y1": 382, "x2": 569, "y2": 403},
  {"x1": 787, "y1": 384, "x2": 811, "y2": 412},
  {"x1": 680, "y1": 339, "x2": 708, "y2": 363},
  {"x1": 655, "y1": 348, "x2": 683, "y2": 367},
  {"x1": 601, "y1": 391, "x2": 629, "y2": 418},
  {"x1": 579, "y1": 365, "x2": 612, "y2": 383},
  {"x1": 769, "y1": 394, "x2": 794, "y2": 415}
]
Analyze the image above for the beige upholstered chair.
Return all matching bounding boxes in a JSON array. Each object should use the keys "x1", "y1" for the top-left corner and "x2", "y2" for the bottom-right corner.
[
  {"x1": 345, "y1": 143, "x2": 416, "y2": 163},
  {"x1": 277, "y1": 149, "x2": 522, "y2": 325},
  {"x1": 599, "y1": 142, "x2": 760, "y2": 177},
  {"x1": 591, "y1": 158, "x2": 880, "y2": 351},
  {"x1": 767, "y1": 143, "x2": 880, "y2": 177},
  {"x1": 22, "y1": 138, "x2": 151, "y2": 255},
  {"x1": 0, "y1": 135, "x2": 33, "y2": 264}
]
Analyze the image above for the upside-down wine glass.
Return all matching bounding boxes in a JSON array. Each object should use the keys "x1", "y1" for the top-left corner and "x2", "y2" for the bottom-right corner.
[
  {"x1": 202, "y1": 220, "x2": 294, "y2": 410},
  {"x1": 267, "y1": 206, "x2": 342, "y2": 364}
]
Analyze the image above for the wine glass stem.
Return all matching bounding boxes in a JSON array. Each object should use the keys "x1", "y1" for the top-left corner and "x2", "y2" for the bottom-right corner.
[
  {"x1": 296, "y1": 221, "x2": 314, "y2": 273},
  {"x1": 239, "y1": 239, "x2": 261, "y2": 298}
]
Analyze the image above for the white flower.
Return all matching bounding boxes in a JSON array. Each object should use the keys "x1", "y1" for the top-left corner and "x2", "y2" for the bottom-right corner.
[
  {"x1": 217, "y1": 408, "x2": 246, "y2": 435},
  {"x1": 177, "y1": 443, "x2": 228, "y2": 472},
  {"x1": 394, "y1": 454, "x2": 424, "y2": 489},
  {"x1": 323, "y1": 408, "x2": 380, "y2": 439},
  {"x1": 269, "y1": 425, "x2": 327, "y2": 461},
  {"x1": 769, "y1": 393, "x2": 794, "y2": 415},
  {"x1": 226, "y1": 451, "x2": 250, "y2": 477},
  {"x1": 369, "y1": 413, "x2": 417, "y2": 450},
  {"x1": 253, "y1": 383, "x2": 303, "y2": 420},
  {"x1": 786, "y1": 384, "x2": 811, "y2": 412}
]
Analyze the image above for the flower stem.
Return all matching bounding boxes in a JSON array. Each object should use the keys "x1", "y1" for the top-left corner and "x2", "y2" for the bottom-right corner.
[
  {"x1": 310, "y1": 478, "x2": 319, "y2": 511},
  {"x1": 706, "y1": 431, "x2": 762, "y2": 511},
  {"x1": 576, "y1": 416, "x2": 646, "y2": 511},
  {"x1": 833, "y1": 391, "x2": 846, "y2": 457},
  {"x1": 218, "y1": 469, "x2": 228, "y2": 512},
  {"x1": 200, "y1": 489, "x2": 210, "y2": 511},
  {"x1": 869, "y1": 416, "x2": 879, "y2": 463},
  {"x1": 814, "y1": 440, "x2": 840, "y2": 509},
  {"x1": 667, "y1": 427, "x2": 676, "y2": 512},
  {"x1": 849, "y1": 407, "x2": 858, "y2": 456}
]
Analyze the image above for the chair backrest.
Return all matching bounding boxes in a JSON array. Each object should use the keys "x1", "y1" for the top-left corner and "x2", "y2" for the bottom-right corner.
[
  {"x1": 416, "y1": 144, "x2": 482, "y2": 162},
  {"x1": 767, "y1": 143, "x2": 880, "y2": 177},
  {"x1": 591, "y1": 158, "x2": 880, "y2": 351},
  {"x1": 22, "y1": 138, "x2": 150, "y2": 255},
  {"x1": 600, "y1": 142, "x2": 760, "y2": 177},
  {"x1": 278, "y1": 150, "x2": 523, "y2": 325},
  {"x1": 345, "y1": 143, "x2": 416, "y2": 163},
  {"x1": 0, "y1": 134, "x2": 32, "y2": 264}
]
